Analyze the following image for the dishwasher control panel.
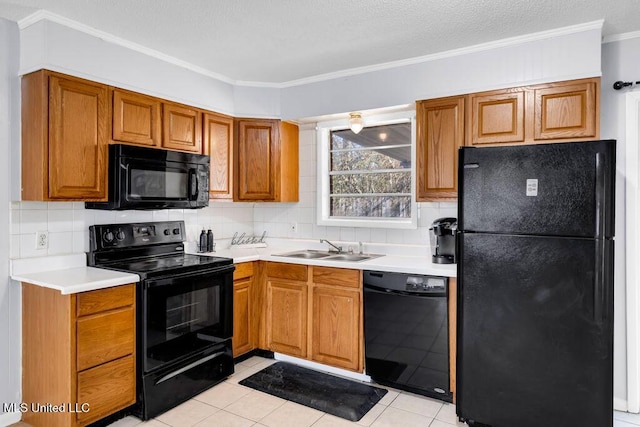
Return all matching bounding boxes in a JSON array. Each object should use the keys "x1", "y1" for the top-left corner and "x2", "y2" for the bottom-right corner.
[
  {"x1": 406, "y1": 276, "x2": 446, "y2": 292},
  {"x1": 363, "y1": 270, "x2": 448, "y2": 295}
]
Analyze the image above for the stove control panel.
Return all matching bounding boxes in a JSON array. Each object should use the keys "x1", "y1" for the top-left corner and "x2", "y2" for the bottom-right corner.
[{"x1": 89, "y1": 221, "x2": 186, "y2": 250}]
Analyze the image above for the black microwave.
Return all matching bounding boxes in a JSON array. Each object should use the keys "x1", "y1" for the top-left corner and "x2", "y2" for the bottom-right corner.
[{"x1": 85, "y1": 144, "x2": 209, "y2": 210}]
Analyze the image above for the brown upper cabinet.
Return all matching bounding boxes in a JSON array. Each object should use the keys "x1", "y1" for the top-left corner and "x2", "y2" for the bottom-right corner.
[
  {"x1": 416, "y1": 77, "x2": 600, "y2": 201},
  {"x1": 22, "y1": 70, "x2": 109, "y2": 201},
  {"x1": 203, "y1": 112, "x2": 234, "y2": 199},
  {"x1": 234, "y1": 119, "x2": 299, "y2": 202},
  {"x1": 112, "y1": 90, "x2": 206, "y2": 154},
  {"x1": 532, "y1": 79, "x2": 599, "y2": 140},
  {"x1": 416, "y1": 96, "x2": 465, "y2": 202},
  {"x1": 467, "y1": 88, "x2": 525, "y2": 146},
  {"x1": 162, "y1": 102, "x2": 203, "y2": 153},
  {"x1": 111, "y1": 89, "x2": 162, "y2": 147}
]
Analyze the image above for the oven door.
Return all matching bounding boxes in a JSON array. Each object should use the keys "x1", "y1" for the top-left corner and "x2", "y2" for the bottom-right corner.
[{"x1": 142, "y1": 265, "x2": 234, "y2": 373}]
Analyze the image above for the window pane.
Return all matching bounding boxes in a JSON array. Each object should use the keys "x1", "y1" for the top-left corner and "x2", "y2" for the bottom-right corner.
[
  {"x1": 330, "y1": 172, "x2": 411, "y2": 194},
  {"x1": 330, "y1": 196, "x2": 411, "y2": 218},
  {"x1": 331, "y1": 147, "x2": 411, "y2": 172}
]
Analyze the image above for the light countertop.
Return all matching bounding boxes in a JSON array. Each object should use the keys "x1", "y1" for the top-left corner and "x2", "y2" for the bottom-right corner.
[
  {"x1": 11, "y1": 239, "x2": 455, "y2": 295},
  {"x1": 193, "y1": 239, "x2": 457, "y2": 277},
  {"x1": 11, "y1": 254, "x2": 140, "y2": 295},
  {"x1": 12, "y1": 266, "x2": 140, "y2": 295}
]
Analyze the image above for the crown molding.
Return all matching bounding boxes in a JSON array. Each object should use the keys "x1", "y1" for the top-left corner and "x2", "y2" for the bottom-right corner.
[
  {"x1": 18, "y1": 10, "x2": 604, "y2": 89},
  {"x1": 603, "y1": 30, "x2": 640, "y2": 43},
  {"x1": 17, "y1": 9, "x2": 237, "y2": 85}
]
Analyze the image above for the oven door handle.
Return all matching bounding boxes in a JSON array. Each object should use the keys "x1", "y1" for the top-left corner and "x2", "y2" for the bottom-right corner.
[
  {"x1": 145, "y1": 264, "x2": 236, "y2": 288},
  {"x1": 155, "y1": 351, "x2": 226, "y2": 385}
]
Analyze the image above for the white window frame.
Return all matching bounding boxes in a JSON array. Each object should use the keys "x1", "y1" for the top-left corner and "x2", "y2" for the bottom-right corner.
[{"x1": 316, "y1": 110, "x2": 417, "y2": 229}]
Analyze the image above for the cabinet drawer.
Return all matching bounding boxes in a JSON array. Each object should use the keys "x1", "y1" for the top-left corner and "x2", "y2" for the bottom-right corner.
[
  {"x1": 77, "y1": 307, "x2": 135, "y2": 371},
  {"x1": 234, "y1": 262, "x2": 254, "y2": 280},
  {"x1": 266, "y1": 262, "x2": 307, "y2": 281},
  {"x1": 76, "y1": 355, "x2": 136, "y2": 426},
  {"x1": 77, "y1": 284, "x2": 134, "y2": 317},
  {"x1": 313, "y1": 267, "x2": 360, "y2": 288}
]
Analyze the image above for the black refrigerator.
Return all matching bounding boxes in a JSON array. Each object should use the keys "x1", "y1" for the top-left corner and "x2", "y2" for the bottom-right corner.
[{"x1": 456, "y1": 140, "x2": 615, "y2": 427}]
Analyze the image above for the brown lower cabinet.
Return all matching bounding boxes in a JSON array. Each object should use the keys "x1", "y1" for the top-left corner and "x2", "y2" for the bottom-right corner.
[
  {"x1": 264, "y1": 262, "x2": 363, "y2": 372},
  {"x1": 265, "y1": 262, "x2": 309, "y2": 358},
  {"x1": 311, "y1": 267, "x2": 362, "y2": 371},
  {"x1": 22, "y1": 283, "x2": 136, "y2": 427},
  {"x1": 232, "y1": 262, "x2": 256, "y2": 357}
]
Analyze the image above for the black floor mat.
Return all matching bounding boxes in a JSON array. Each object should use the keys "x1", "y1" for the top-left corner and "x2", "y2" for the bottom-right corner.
[{"x1": 239, "y1": 362, "x2": 388, "y2": 421}]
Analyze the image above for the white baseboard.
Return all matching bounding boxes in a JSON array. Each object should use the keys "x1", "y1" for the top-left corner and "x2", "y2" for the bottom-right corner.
[
  {"x1": 616, "y1": 397, "x2": 630, "y2": 412},
  {"x1": 273, "y1": 353, "x2": 372, "y2": 383},
  {"x1": 0, "y1": 411, "x2": 21, "y2": 427}
]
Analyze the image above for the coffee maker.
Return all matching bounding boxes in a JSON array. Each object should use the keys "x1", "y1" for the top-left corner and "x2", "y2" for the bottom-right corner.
[{"x1": 429, "y1": 217, "x2": 457, "y2": 264}]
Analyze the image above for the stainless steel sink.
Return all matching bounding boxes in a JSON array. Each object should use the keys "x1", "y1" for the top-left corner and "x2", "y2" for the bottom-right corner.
[
  {"x1": 276, "y1": 250, "x2": 332, "y2": 259},
  {"x1": 273, "y1": 249, "x2": 382, "y2": 262},
  {"x1": 324, "y1": 254, "x2": 376, "y2": 262}
]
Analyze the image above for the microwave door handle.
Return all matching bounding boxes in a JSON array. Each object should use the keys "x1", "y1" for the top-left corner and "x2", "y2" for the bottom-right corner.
[{"x1": 189, "y1": 169, "x2": 199, "y2": 201}]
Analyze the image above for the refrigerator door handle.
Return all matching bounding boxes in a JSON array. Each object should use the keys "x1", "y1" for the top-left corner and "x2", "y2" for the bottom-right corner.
[{"x1": 594, "y1": 152, "x2": 607, "y2": 323}]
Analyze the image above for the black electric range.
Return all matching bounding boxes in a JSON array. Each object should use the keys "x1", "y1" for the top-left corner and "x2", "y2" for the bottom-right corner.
[{"x1": 87, "y1": 221, "x2": 235, "y2": 420}]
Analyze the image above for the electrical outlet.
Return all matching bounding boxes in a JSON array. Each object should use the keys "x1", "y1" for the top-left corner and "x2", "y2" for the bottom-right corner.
[
  {"x1": 35, "y1": 231, "x2": 48, "y2": 250},
  {"x1": 290, "y1": 222, "x2": 298, "y2": 233}
]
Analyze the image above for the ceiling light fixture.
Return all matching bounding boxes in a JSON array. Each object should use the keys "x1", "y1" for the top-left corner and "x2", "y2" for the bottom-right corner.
[
  {"x1": 349, "y1": 112, "x2": 363, "y2": 134},
  {"x1": 379, "y1": 132, "x2": 387, "y2": 141}
]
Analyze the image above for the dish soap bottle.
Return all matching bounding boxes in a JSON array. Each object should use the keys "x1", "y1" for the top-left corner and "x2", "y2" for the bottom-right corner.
[
  {"x1": 199, "y1": 229, "x2": 207, "y2": 253},
  {"x1": 207, "y1": 229, "x2": 214, "y2": 252}
]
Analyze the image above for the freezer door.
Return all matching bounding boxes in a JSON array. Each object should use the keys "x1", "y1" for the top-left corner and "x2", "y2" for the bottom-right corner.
[
  {"x1": 459, "y1": 140, "x2": 615, "y2": 238},
  {"x1": 456, "y1": 233, "x2": 613, "y2": 427}
]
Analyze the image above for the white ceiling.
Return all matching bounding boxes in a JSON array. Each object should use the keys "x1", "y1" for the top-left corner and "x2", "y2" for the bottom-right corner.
[{"x1": 0, "y1": 0, "x2": 638, "y2": 85}]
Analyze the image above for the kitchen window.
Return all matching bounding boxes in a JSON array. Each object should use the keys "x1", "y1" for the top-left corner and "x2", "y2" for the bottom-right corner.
[{"x1": 317, "y1": 111, "x2": 417, "y2": 229}]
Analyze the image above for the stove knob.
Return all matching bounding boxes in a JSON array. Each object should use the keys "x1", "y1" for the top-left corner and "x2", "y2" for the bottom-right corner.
[
  {"x1": 172, "y1": 228, "x2": 180, "y2": 235},
  {"x1": 116, "y1": 230, "x2": 126, "y2": 241},
  {"x1": 164, "y1": 229, "x2": 171, "y2": 236},
  {"x1": 103, "y1": 231, "x2": 114, "y2": 243}
]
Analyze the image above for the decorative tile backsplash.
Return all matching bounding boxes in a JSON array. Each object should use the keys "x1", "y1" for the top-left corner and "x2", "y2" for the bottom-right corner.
[{"x1": 10, "y1": 128, "x2": 456, "y2": 259}]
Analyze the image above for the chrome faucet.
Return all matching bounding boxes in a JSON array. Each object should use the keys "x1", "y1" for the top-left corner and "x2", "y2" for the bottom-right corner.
[{"x1": 320, "y1": 239, "x2": 343, "y2": 253}]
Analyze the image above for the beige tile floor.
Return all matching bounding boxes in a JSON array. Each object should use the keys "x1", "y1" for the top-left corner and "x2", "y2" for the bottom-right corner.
[
  {"x1": 106, "y1": 356, "x2": 465, "y2": 427},
  {"x1": 10, "y1": 357, "x2": 637, "y2": 426}
]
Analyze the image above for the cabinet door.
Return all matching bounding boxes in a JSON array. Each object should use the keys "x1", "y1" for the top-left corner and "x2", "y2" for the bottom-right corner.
[
  {"x1": 416, "y1": 97, "x2": 465, "y2": 201},
  {"x1": 266, "y1": 279, "x2": 307, "y2": 357},
  {"x1": 235, "y1": 119, "x2": 279, "y2": 201},
  {"x1": 311, "y1": 285, "x2": 361, "y2": 371},
  {"x1": 162, "y1": 103, "x2": 202, "y2": 153},
  {"x1": 468, "y1": 90, "x2": 525, "y2": 145},
  {"x1": 49, "y1": 75, "x2": 108, "y2": 200},
  {"x1": 533, "y1": 79, "x2": 598, "y2": 140},
  {"x1": 112, "y1": 89, "x2": 161, "y2": 147},
  {"x1": 233, "y1": 277, "x2": 253, "y2": 357},
  {"x1": 203, "y1": 112, "x2": 234, "y2": 199}
]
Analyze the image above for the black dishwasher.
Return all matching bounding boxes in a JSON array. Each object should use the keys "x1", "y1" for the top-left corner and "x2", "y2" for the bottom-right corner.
[{"x1": 363, "y1": 270, "x2": 451, "y2": 402}]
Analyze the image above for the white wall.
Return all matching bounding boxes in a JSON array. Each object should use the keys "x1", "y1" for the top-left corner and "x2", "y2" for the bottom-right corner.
[
  {"x1": 602, "y1": 35, "x2": 640, "y2": 410},
  {"x1": 10, "y1": 202, "x2": 254, "y2": 259},
  {"x1": 0, "y1": 18, "x2": 22, "y2": 425},
  {"x1": 20, "y1": 20, "x2": 240, "y2": 118},
  {"x1": 280, "y1": 24, "x2": 603, "y2": 120}
]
